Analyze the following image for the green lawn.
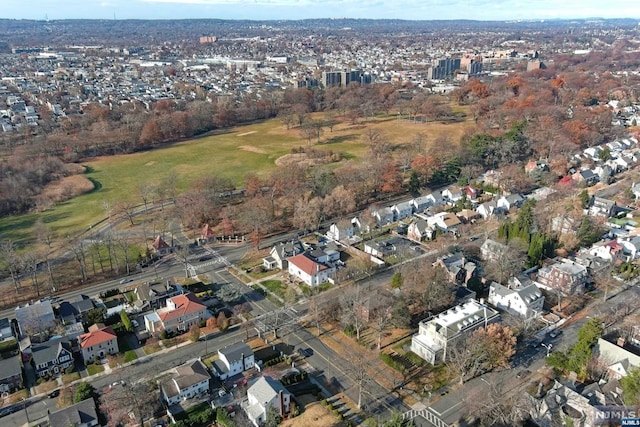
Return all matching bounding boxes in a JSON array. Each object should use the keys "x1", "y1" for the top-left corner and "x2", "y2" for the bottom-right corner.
[
  {"x1": 260, "y1": 279, "x2": 285, "y2": 298},
  {"x1": 0, "y1": 112, "x2": 474, "y2": 244},
  {"x1": 86, "y1": 364, "x2": 105, "y2": 376},
  {"x1": 123, "y1": 350, "x2": 138, "y2": 363}
]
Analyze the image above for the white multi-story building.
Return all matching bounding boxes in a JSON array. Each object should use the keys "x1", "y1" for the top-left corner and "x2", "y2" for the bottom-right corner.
[
  {"x1": 411, "y1": 300, "x2": 500, "y2": 364},
  {"x1": 487, "y1": 282, "x2": 544, "y2": 319},
  {"x1": 161, "y1": 359, "x2": 211, "y2": 406},
  {"x1": 213, "y1": 342, "x2": 255, "y2": 380}
]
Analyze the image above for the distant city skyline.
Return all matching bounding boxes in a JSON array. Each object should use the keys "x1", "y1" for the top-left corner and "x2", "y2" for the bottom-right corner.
[{"x1": 3, "y1": 0, "x2": 640, "y2": 22}]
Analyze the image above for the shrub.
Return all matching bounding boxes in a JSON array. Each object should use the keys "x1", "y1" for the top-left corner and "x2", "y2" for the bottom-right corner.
[{"x1": 380, "y1": 353, "x2": 405, "y2": 373}]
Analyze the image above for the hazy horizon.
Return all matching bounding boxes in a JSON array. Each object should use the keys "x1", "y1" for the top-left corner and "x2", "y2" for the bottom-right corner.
[{"x1": 3, "y1": 0, "x2": 640, "y2": 22}]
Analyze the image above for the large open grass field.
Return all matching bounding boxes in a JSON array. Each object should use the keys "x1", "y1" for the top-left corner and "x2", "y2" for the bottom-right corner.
[{"x1": 0, "y1": 109, "x2": 475, "y2": 244}]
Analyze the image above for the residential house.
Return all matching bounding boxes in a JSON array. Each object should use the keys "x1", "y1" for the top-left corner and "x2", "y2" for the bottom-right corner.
[
  {"x1": 48, "y1": 398, "x2": 99, "y2": 427},
  {"x1": 364, "y1": 237, "x2": 404, "y2": 258},
  {"x1": 144, "y1": 292, "x2": 207, "y2": 334},
  {"x1": 266, "y1": 240, "x2": 305, "y2": 270},
  {"x1": 476, "y1": 200, "x2": 498, "y2": 219},
  {"x1": 410, "y1": 300, "x2": 500, "y2": 364},
  {"x1": 15, "y1": 300, "x2": 56, "y2": 341},
  {"x1": 372, "y1": 207, "x2": 394, "y2": 226},
  {"x1": 58, "y1": 295, "x2": 94, "y2": 324},
  {"x1": 392, "y1": 200, "x2": 414, "y2": 221},
  {"x1": 433, "y1": 253, "x2": 476, "y2": 286},
  {"x1": 412, "y1": 195, "x2": 433, "y2": 213},
  {"x1": 588, "y1": 196, "x2": 617, "y2": 218},
  {"x1": 456, "y1": 209, "x2": 480, "y2": 224},
  {"x1": 535, "y1": 258, "x2": 589, "y2": 296},
  {"x1": 525, "y1": 160, "x2": 549, "y2": 178},
  {"x1": 31, "y1": 337, "x2": 73, "y2": 377},
  {"x1": 574, "y1": 169, "x2": 599, "y2": 186},
  {"x1": 529, "y1": 381, "x2": 596, "y2": 427},
  {"x1": 480, "y1": 239, "x2": 509, "y2": 262},
  {"x1": 0, "y1": 355, "x2": 22, "y2": 393},
  {"x1": 583, "y1": 146, "x2": 602, "y2": 160},
  {"x1": 325, "y1": 220, "x2": 355, "y2": 242},
  {"x1": 79, "y1": 324, "x2": 118, "y2": 363},
  {"x1": 629, "y1": 184, "x2": 640, "y2": 205},
  {"x1": 587, "y1": 240, "x2": 624, "y2": 263},
  {"x1": 619, "y1": 236, "x2": 640, "y2": 260},
  {"x1": 151, "y1": 235, "x2": 172, "y2": 255},
  {"x1": 442, "y1": 186, "x2": 463, "y2": 204},
  {"x1": 161, "y1": 359, "x2": 211, "y2": 406},
  {"x1": 213, "y1": 342, "x2": 255, "y2": 380},
  {"x1": 496, "y1": 193, "x2": 525, "y2": 212},
  {"x1": 0, "y1": 317, "x2": 14, "y2": 341},
  {"x1": 133, "y1": 280, "x2": 183, "y2": 311},
  {"x1": 596, "y1": 337, "x2": 640, "y2": 380},
  {"x1": 287, "y1": 253, "x2": 335, "y2": 287},
  {"x1": 244, "y1": 376, "x2": 291, "y2": 426},
  {"x1": 487, "y1": 282, "x2": 544, "y2": 319},
  {"x1": 428, "y1": 212, "x2": 461, "y2": 233},
  {"x1": 463, "y1": 185, "x2": 481, "y2": 201},
  {"x1": 407, "y1": 219, "x2": 435, "y2": 242}
]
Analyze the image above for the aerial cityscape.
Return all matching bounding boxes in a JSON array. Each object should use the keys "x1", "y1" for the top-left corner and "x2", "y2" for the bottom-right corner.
[{"x1": 0, "y1": 5, "x2": 639, "y2": 427}]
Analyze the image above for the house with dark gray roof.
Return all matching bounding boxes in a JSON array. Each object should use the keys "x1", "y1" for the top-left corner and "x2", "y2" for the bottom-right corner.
[
  {"x1": 267, "y1": 240, "x2": 305, "y2": 270},
  {"x1": 213, "y1": 342, "x2": 254, "y2": 380},
  {"x1": 48, "y1": 398, "x2": 98, "y2": 427},
  {"x1": 0, "y1": 355, "x2": 22, "y2": 393},
  {"x1": 31, "y1": 337, "x2": 73, "y2": 377},
  {"x1": 161, "y1": 358, "x2": 211, "y2": 406},
  {"x1": 487, "y1": 282, "x2": 544, "y2": 319}
]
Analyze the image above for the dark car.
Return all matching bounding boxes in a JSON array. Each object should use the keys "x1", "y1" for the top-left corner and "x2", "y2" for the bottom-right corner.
[
  {"x1": 549, "y1": 330, "x2": 563, "y2": 339},
  {"x1": 48, "y1": 389, "x2": 60, "y2": 398},
  {"x1": 297, "y1": 348, "x2": 313, "y2": 358},
  {"x1": 198, "y1": 255, "x2": 213, "y2": 262}
]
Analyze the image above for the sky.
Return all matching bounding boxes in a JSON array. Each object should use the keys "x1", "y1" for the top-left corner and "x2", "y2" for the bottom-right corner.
[{"x1": 3, "y1": 0, "x2": 640, "y2": 21}]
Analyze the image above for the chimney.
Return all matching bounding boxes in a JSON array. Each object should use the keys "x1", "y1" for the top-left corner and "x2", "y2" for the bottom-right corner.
[
  {"x1": 278, "y1": 390, "x2": 285, "y2": 417},
  {"x1": 617, "y1": 337, "x2": 626, "y2": 347}
]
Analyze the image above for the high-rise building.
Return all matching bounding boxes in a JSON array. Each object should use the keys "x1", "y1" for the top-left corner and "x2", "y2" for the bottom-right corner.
[
  {"x1": 427, "y1": 58, "x2": 461, "y2": 80},
  {"x1": 322, "y1": 70, "x2": 372, "y2": 88}
]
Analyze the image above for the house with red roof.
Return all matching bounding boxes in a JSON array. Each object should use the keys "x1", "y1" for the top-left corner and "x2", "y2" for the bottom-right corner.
[
  {"x1": 287, "y1": 254, "x2": 336, "y2": 287},
  {"x1": 200, "y1": 224, "x2": 216, "y2": 243},
  {"x1": 79, "y1": 324, "x2": 118, "y2": 363},
  {"x1": 151, "y1": 235, "x2": 172, "y2": 255},
  {"x1": 144, "y1": 292, "x2": 207, "y2": 334}
]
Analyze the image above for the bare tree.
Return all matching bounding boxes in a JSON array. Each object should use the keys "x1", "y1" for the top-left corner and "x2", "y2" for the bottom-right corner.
[
  {"x1": 100, "y1": 380, "x2": 160, "y2": 427},
  {"x1": 340, "y1": 285, "x2": 367, "y2": 341},
  {"x1": 372, "y1": 304, "x2": 393, "y2": 351},
  {"x1": 35, "y1": 220, "x2": 57, "y2": 290},
  {"x1": 344, "y1": 346, "x2": 374, "y2": 410},
  {"x1": 69, "y1": 238, "x2": 89, "y2": 283},
  {"x1": 0, "y1": 240, "x2": 22, "y2": 292},
  {"x1": 137, "y1": 183, "x2": 154, "y2": 213},
  {"x1": 463, "y1": 377, "x2": 530, "y2": 426}
]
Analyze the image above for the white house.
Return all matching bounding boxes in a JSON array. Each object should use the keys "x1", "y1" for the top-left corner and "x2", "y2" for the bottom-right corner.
[
  {"x1": 392, "y1": 200, "x2": 414, "y2": 221},
  {"x1": 442, "y1": 186, "x2": 463, "y2": 204},
  {"x1": 244, "y1": 376, "x2": 291, "y2": 426},
  {"x1": 596, "y1": 337, "x2": 640, "y2": 380},
  {"x1": 487, "y1": 282, "x2": 544, "y2": 319},
  {"x1": 325, "y1": 221, "x2": 354, "y2": 242},
  {"x1": 412, "y1": 195, "x2": 433, "y2": 213},
  {"x1": 497, "y1": 194, "x2": 525, "y2": 212},
  {"x1": 407, "y1": 219, "x2": 435, "y2": 242},
  {"x1": 161, "y1": 359, "x2": 211, "y2": 406},
  {"x1": 476, "y1": 200, "x2": 498, "y2": 219},
  {"x1": 213, "y1": 342, "x2": 255, "y2": 380},
  {"x1": 410, "y1": 300, "x2": 500, "y2": 365},
  {"x1": 287, "y1": 254, "x2": 335, "y2": 287},
  {"x1": 372, "y1": 207, "x2": 394, "y2": 226}
]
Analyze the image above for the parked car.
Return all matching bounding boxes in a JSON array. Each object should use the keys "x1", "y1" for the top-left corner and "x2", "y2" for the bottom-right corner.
[
  {"x1": 48, "y1": 389, "x2": 60, "y2": 398},
  {"x1": 549, "y1": 330, "x2": 563, "y2": 339},
  {"x1": 119, "y1": 278, "x2": 134, "y2": 285},
  {"x1": 297, "y1": 347, "x2": 313, "y2": 358},
  {"x1": 131, "y1": 320, "x2": 139, "y2": 328},
  {"x1": 516, "y1": 370, "x2": 531, "y2": 379}
]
